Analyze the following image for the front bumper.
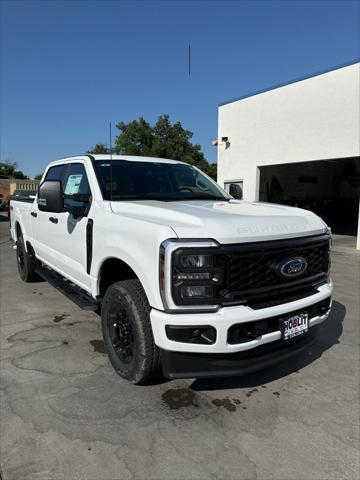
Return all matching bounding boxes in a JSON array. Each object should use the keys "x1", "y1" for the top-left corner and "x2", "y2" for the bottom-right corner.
[
  {"x1": 150, "y1": 280, "x2": 332, "y2": 355},
  {"x1": 160, "y1": 327, "x2": 319, "y2": 379}
]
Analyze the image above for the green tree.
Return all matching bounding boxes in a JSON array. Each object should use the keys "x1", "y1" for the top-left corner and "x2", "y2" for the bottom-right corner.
[
  {"x1": 114, "y1": 117, "x2": 154, "y2": 157},
  {"x1": 87, "y1": 143, "x2": 112, "y2": 154},
  {"x1": 88, "y1": 115, "x2": 217, "y2": 179},
  {"x1": 0, "y1": 161, "x2": 28, "y2": 179},
  {"x1": 34, "y1": 173, "x2": 43, "y2": 180},
  {"x1": 115, "y1": 115, "x2": 217, "y2": 179}
]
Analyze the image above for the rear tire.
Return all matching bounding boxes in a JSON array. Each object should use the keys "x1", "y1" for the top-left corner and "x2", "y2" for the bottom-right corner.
[
  {"x1": 16, "y1": 235, "x2": 39, "y2": 282},
  {"x1": 101, "y1": 279, "x2": 160, "y2": 384}
]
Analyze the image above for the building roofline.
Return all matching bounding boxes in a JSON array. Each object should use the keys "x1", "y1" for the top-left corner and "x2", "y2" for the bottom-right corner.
[{"x1": 219, "y1": 59, "x2": 360, "y2": 107}]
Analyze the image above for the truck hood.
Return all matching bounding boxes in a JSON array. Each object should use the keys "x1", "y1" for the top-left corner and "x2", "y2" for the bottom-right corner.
[{"x1": 110, "y1": 200, "x2": 328, "y2": 243}]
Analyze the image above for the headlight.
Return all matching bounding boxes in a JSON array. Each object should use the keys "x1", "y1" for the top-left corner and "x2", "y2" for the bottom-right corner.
[
  {"x1": 159, "y1": 239, "x2": 225, "y2": 312},
  {"x1": 180, "y1": 254, "x2": 213, "y2": 268}
]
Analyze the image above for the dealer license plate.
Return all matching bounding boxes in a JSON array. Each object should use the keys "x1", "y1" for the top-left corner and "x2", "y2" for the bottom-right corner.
[{"x1": 282, "y1": 313, "x2": 309, "y2": 341}]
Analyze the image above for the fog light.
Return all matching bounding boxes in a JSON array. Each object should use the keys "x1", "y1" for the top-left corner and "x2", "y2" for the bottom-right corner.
[
  {"x1": 181, "y1": 286, "x2": 213, "y2": 298},
  {"x1": 180, "y1": 254, "x2": 213, "y2": 268},
  {"x1": 166, "y1": 325, "x2": 216, "y2": 344}
]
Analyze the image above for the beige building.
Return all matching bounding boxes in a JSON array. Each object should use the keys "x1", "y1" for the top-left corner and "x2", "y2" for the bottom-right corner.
[{"x1": 0, "y1": 178, "x2": 39, "y2": 204}]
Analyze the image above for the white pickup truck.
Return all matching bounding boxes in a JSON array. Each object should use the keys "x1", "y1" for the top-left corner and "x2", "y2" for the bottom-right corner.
[{"x1": 10, "y1": 155, "x2": 332, "y2": 383}]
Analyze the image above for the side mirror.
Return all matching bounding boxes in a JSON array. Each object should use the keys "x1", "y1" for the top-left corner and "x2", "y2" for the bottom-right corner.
[
  {"x1": 38, "y1": 180, "x2": 64, "y2": 212},
  {"x1": 229, "y1": 183, "x2": 243, "y2": 200}
]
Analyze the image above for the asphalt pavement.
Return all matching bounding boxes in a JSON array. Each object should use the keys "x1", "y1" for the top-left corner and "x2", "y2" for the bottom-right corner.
[{"x1": 0, "y1": 215, "x2": 359, "y2": 480}]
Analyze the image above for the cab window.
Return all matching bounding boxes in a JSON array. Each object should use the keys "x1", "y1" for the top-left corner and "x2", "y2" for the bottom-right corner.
[{"x1": 63, "y1": 163, "x2": 91, "y2": 211}]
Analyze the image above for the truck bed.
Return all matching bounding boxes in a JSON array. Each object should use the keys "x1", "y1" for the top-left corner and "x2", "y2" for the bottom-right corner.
[{"x1": 10, "y1": 196, "x2": 35, "y2": 241}]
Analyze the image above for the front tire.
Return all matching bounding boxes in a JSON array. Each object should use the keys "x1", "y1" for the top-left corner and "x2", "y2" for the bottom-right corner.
[
  {"x1": 16, "y1": 236, "x2": 39, "y2": 282},
  {"x1": 101, "y1": 279, "x2": 160, "y2": 384}
]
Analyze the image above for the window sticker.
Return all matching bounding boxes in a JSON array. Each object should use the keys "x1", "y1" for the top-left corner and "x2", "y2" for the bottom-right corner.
[{"x1": 64, "y1": 174, "x2": 83, "y2": 195}]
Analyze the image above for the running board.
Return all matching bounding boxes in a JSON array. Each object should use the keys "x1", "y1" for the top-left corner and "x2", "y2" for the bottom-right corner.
[{"x1": 35, "y1": 266, "x2": 98, "y2": 311}]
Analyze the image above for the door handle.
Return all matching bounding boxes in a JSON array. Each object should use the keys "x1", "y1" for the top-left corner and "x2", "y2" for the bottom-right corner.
[
  {"x1": 49, "y1": 217, "x2": 58, "y2": 224},
  {"x1": 30, "y1": 211, "x2": 37, "y2": 218}
]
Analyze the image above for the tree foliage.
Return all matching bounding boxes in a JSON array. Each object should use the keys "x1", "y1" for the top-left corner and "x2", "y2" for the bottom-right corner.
[
  {"x1": 0, "y1": 161, "x2": 28, "y2": 179},
  {"x1": 87, "y1": 143, "x2": 112, "y2": 155},
  {"x1": 88, "y1": 115, "x2": 217, "y2": 179}
]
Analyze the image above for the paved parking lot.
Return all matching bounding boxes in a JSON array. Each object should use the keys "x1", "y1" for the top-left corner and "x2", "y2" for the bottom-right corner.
[{"x1": 0, "y1": 215, "x2": 359, "y2": 480}]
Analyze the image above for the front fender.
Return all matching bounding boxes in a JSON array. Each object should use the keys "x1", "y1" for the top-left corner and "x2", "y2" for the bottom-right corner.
[{"x1": 91, "y1": 218, "x2": 176, "y2": 310}]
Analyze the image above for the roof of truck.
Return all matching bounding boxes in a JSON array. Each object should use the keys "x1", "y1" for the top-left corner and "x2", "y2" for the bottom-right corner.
[
  {"x1": 92, "y1": 155, "x2": 184, "y2": 164},
  {"x1": 50, "y1": 155, "x2": 187, "y2": 166}
]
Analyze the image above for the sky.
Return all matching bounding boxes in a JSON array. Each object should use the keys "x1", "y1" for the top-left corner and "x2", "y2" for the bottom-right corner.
[{"x1": 1, "y1": 0, "x2": 359, "y2": 177}]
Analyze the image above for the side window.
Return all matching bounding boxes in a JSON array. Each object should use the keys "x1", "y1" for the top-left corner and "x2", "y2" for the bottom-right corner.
[
  {"x1": 44, "y1": 165, "x2": 67, "y2": 182},
  {"x1": 63, "y1": 163, "x2": 91, "y2": 210}
]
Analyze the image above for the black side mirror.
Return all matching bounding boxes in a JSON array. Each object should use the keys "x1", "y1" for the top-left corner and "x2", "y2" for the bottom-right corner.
[
  {"x1": 38, "y1": 180, "x2": 64, "y2": 212},
  {"x1": 229, "y1": 183, "x2": 243, "y2": 200}
]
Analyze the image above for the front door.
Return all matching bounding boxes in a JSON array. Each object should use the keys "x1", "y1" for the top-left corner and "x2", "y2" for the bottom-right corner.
[
  {"x1": 33, "y1": 162, "x2": 93, "y2": 291},
  {"x1": 52, "y1": 162, "x2": 93, "y2": 290},
  {"x1": 32, "y1": 163, "x2": 68, "y2": 267}
]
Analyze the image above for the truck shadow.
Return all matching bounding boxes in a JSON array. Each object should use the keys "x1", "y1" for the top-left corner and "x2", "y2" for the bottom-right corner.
[{"x1": 189, "y1": 300, "x2": 345, "y2": 392}]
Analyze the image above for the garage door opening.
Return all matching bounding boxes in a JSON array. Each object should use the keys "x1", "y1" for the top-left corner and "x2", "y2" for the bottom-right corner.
[{"x1": 259, "y1": 157, "x2": 360, "y2": 236}]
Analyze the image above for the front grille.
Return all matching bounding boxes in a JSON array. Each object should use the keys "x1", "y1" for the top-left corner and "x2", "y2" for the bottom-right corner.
[
  {"x1": 249, "y1": 286, "x2": 319, "y2": 310},
  {"x1": 220, "y1": 234, "x2": 330, "y2": 307}
]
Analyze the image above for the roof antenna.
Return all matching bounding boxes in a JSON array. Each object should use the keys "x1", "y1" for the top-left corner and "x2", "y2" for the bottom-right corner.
[
  {"x1": 188, "y1": 44, "x2": 191, "y2": 76},
  {"x1": 109, "y1": 121, "x2": 113, "y2": 202}
]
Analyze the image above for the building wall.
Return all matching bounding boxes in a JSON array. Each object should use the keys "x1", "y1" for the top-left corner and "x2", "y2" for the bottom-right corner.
[
  {"x1": 0, "y1": 179, "x2": 39, "y2": 203},
  {"x1": 9, "y1": 180, "x2": 39, "y2": 195},
  {"x1": 217, "y1": 63, "x2": 360, "y2": 201}
]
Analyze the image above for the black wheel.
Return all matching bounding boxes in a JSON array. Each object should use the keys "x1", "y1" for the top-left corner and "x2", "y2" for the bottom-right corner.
[
  {"x1": 101, "y1": 279, "x2": 160, "y2": 384},
  {"x1": 16, "y1": 235, "x2": 39, "y2": 282}
]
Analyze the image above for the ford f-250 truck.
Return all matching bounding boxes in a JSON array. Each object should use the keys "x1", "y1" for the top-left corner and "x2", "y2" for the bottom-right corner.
[{"x1": 10, "y1": 155, "x2": 332, "y2": 383}]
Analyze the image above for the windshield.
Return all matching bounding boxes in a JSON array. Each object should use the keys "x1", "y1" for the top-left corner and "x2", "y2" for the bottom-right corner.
[{"x1": 93, "y1": 160, "x2": 231, "y2": 201}]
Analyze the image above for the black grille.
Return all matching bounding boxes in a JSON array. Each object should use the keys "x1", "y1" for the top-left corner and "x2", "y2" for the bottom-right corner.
[
  {"x1": 219, "y1": 234, "x2": 330, "y2": 307},
  {"x1": 248, "y1": 286, "x2": 319, "y2": 310}
]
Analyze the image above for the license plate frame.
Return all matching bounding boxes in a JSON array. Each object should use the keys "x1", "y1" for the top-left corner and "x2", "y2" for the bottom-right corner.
[{"x1": 280, "y1": 312, "x2": 309, "y2": 341}]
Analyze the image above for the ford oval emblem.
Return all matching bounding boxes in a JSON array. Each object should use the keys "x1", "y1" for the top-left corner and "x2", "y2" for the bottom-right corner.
[{"x1": 278, "y1": 257, "x2": 308, "y2": 278}]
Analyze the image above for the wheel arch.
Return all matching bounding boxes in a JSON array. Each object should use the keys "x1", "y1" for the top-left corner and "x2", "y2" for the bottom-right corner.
[
  {"x1": 14, "y1": 220, "x2": 35, "y2": 255},
  {"x1": 15, "y1": 220, "x2": 22, "y2": 240},
  {"x1": 97, "y1": 256, "x2": 140, "y2": 299}
]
